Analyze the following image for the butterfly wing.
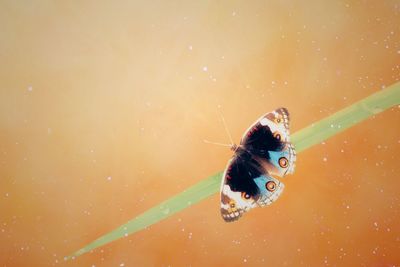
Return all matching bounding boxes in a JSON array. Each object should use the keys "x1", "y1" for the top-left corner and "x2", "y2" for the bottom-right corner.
[
  {"x1": 220, "y1": 155, "x2": 284, "y2": 222},
  {"x1": 240, "y1": 107, "x2": 296, "y2": 177}
]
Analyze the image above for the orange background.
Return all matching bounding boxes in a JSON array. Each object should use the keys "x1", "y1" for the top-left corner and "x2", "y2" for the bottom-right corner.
[{"x1": 1, "y1": 1, "x2": 400, "y2": 266}]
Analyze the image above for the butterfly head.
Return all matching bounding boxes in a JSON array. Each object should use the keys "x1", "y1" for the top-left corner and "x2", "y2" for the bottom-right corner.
[{"x1": 230, "y1": 143, "x2": 239, "y2": 152}]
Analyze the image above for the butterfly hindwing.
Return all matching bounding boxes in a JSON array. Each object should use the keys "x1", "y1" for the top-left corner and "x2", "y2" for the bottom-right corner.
[{"x1": 220, "y1": 153, "x2": 285, "y2": 222}]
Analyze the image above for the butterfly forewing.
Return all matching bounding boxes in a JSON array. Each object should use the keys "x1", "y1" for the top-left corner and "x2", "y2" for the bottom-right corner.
[{"x1": 241, "y1": 107, "x2": 296, "y2": 177}]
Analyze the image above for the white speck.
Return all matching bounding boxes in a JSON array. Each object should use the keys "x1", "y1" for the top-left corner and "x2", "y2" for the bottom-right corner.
[
  {"x1": 5, "y1": 193, "x2": 9, "y2": 197},
  {"x1": 162, "y1": 207, "x2": 170, "y2": 214},
  {"x1": 202, "y1": 66, "x2": 208, "y2": 72},
  {"x1": 323, "y1": 157, "x2": 328, "y2": 162},
  {"x1": 232, "y1": 11, "x2": 236, "y2": 16},
  {"x1": 28, "y1": 86, "x2": 33, "y2": 92},
  {"x1": 243, "y1": 258, "x2": 247, "y2": 263},
  {"x1": 346, "y1": 205, "x2": 350, "y2": 209},
  {"x1": 188, "y1": 45, "x2": 193, "y2": 51},
  {"x1": 107, "y1": 176, "x2": 112, "y2": 181},
  {"x1": 120, "y1": 263, "x2": 125, "y2": 267},
  {"x1": 397, "y1": 50, "x2": 400, "y2": 54}
]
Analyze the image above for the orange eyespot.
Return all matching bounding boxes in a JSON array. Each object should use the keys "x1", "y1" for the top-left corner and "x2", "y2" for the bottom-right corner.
[
  {"x1": 273, "y1": 132, "x2": 281, "y2": 140},
  {"x1": 275, "y1": 115, "x2": 284, "y2": 123},
  {"x1": 266, "y1": 181, "x2": 276, "y2": 192},
  {"x1": 241, "y1": 192, "x2": 251, "y2": 200},
  {"x1": 279, "y1": 157, "x2": 288, "y2": 168}
]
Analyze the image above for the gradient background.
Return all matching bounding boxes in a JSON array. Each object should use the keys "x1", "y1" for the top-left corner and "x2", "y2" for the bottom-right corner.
[{"x1": 1, "y1": 1, "x2": 400, "y2": 266}]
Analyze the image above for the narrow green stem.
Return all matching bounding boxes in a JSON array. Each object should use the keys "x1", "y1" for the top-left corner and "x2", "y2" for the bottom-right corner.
[{"x1": 65, "y1": 82, "x2": 400, "y2": 260}]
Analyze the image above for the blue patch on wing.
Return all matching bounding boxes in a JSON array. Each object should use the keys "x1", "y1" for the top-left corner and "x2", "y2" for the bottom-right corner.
[
  {"x1": 253, "y1": 175, "x2": 275, "y2": 195},
  {"x1": 268, "y1": 150, "x2": 290, "y2": 170}
]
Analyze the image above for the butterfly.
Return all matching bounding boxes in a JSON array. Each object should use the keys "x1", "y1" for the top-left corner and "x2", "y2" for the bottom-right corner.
[{"x1": 219, "y1": 108, "x2": 296, "y2": 222}]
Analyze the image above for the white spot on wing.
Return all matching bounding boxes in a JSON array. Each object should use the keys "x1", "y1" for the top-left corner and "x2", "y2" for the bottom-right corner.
[
  {"x1": 260, "y1": 118, "x2": 269, "y2": 126},
  {"x1": 222, "y1": 185, "x2": 256, "y2": 210}
]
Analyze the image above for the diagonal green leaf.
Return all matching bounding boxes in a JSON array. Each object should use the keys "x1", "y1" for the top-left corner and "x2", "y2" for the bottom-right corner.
[{"x1": 66, "y1": 82, "x2": 400, "y2": 260}]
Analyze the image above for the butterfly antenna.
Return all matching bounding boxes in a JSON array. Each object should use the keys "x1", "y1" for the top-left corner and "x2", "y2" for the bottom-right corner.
[
  {"x1": 203, "y1": 139, "x2": 232, "y2": 147},
  {"x1": 203, "y1": 109, "x2": 237, "y2": 151},
  {"x1": 218, "y1": 110, "x2": 234, "y2": 146}
]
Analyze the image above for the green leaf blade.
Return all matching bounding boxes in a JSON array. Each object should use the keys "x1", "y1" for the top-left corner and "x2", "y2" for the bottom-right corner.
[{"x1": 66, "y1": 82, "x2": 400, "y2": 260}]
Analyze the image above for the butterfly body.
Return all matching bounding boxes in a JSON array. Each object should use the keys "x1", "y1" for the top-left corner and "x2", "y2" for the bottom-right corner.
[{"x1": 220, "y1": 108, "x2": 296, "y2": 222}]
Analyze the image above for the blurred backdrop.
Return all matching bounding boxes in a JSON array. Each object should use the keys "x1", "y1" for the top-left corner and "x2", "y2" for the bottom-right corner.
[{"x1": 0, "y1": 1, "x2": 399, "y2": 266}]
